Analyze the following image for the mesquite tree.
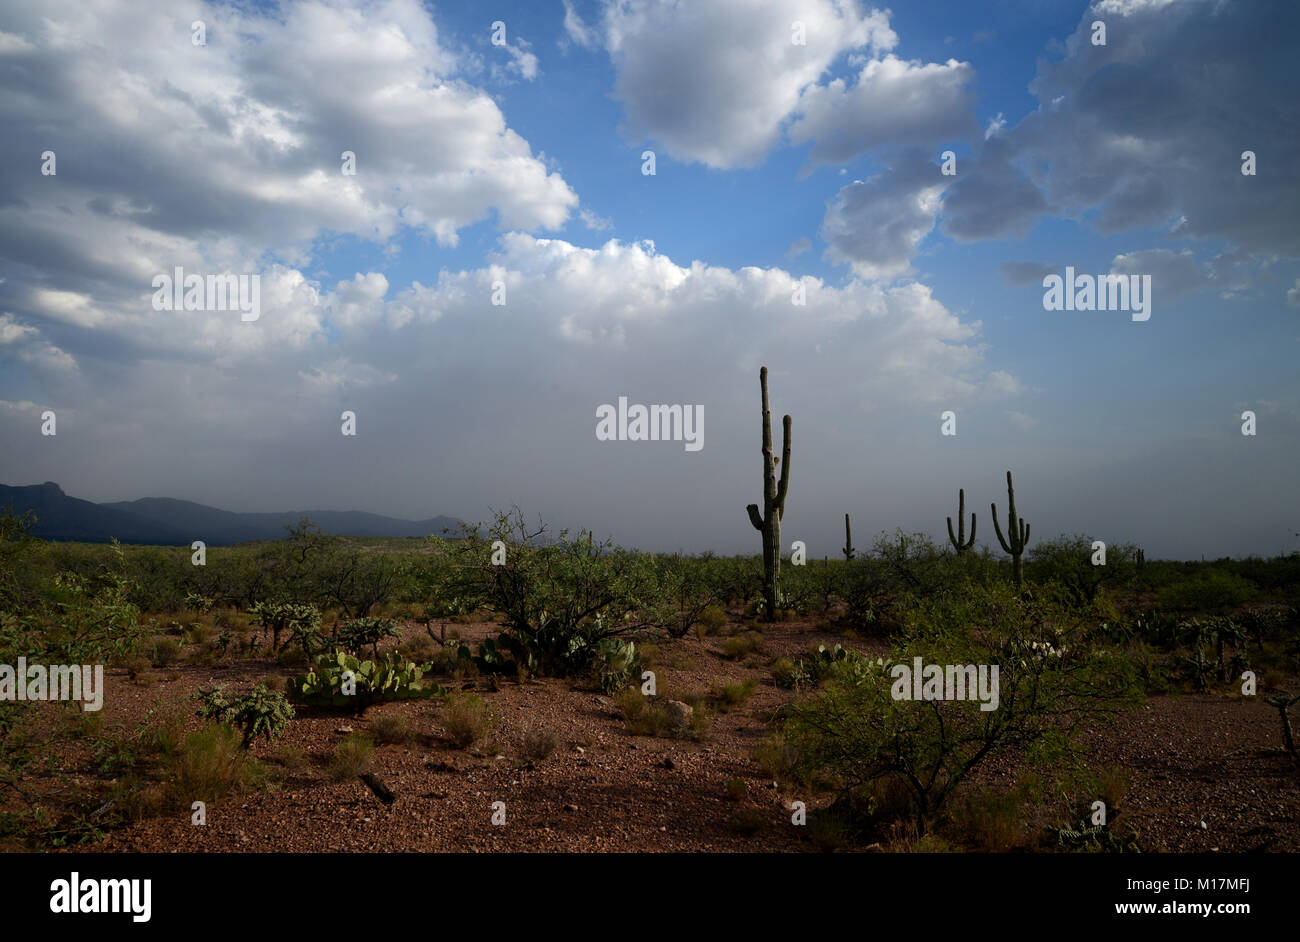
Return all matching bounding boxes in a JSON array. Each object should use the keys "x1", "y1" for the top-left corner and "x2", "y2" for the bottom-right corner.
[
  {"x1": 991, "y1": 471, "x2": 1031, "y2": 588},
  {"x1": 745, "y1": 366, "x2": 791, "y2": 620}
]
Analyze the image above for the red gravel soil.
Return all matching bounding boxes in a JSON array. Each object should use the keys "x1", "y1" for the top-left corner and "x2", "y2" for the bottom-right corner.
[{"x1": 9, "y1": 617, "x2": 1299, "y2": 853}]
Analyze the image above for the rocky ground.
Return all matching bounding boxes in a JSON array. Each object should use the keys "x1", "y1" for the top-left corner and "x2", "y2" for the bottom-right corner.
[{"x1": 13, "y1": 616, "x2": 1300, "y2": 853}]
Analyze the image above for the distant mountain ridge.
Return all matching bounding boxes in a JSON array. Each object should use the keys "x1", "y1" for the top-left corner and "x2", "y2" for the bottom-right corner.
[{"x1": 0, "y1": 482, "x2": 462, "y2": 545}]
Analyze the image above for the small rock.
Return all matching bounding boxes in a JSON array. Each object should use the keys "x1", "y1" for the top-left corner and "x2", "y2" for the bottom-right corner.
[
  {"x1": 564, "y1": 803, "x2": 579, "y2": 812},
  {"x1": 659, "y1": 757, "x2": 675, "y2": 770},
  {"x1": 335, "y1": 725, "x2": 354, "y2": 734},
  {"x1": 663, "y1": 700, "x2": 694, "y2": 731},
  {"x1": 574, "y1": 745, "x2": 585, "y2": 754},
  {"x1": 1200, "y1": 820, "x2": 1208, "y2": 830}
]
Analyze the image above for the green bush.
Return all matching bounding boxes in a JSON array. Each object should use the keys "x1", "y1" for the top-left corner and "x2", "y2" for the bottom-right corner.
[
  {"x1": 172, "y1": 723, "x2": 255, "y2": 803},
  {"x1": 1161, "y1": 570, "x2": 1258, "y2": 613},
  {"x1": 328, "y1": 734, "x2": 374, "y2": 781},
  {"x1": 440, "y1": 692, "x2": 496, "y2": 749},
  {"x1": 784, "y1": 584, "x2": 1142, "y2": 838},
  {"x1": 441, "y1": 509, "x2": 659, "y2": 679}
]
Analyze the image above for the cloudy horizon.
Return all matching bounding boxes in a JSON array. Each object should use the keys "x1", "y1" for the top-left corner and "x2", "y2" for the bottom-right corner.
[{"x1": 1, "y1": 0, "x2": 1297, "y2": 560}]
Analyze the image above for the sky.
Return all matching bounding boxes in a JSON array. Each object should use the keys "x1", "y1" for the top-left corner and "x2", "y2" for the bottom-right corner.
[{"x1": 0, "y1": 0, "x2": 1297, "y2": 559}]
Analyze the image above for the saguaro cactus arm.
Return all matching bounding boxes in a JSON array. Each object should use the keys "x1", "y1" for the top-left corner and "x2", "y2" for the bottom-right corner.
[
  {"x1": 760, "y1": 367, "x2": 775, "y2": 501},
  {"x1": 946, "y1": 488, "x2": 976, "y2": 552},
  {"x1": 990, "y1": 471, "x2": 1030, "y2": 587},
  {"x1": 747, "y1": 503, "x2": 764, "y2": 530},
  {"x1": 991, "y1": 502, "x2": 1012, "y2": 553},
  {"x1": 991, "y1": 472, "x2": 1026, "y2": 552},
  {"x1": 776, "y1": 415, "x2": 792, "y2": 518}
]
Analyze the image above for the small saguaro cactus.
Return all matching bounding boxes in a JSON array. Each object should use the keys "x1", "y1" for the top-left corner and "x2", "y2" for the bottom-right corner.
[
  {"x1": 746, "y1": 366, "x2": 791, "y2": 621},
  {"x1": 946, "y1": 488, "x2": 976, "y2": 554},
  {"x1": 843, "y1": 513, "x2": 855, "y2": 561},
  {"x1": 991, "y1": 471, "x2": 1031, "y2": 588}
]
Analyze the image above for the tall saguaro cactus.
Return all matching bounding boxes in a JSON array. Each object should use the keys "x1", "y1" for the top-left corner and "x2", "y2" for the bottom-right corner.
[
  {"x1": 746, "y1": 366, "x2": 791, "y2": 621},
  {"x1": 946, "y1": 489, "x2": 976, "y2": 554},
  {"x1": 990, "y1": 471, "x2": 1031, "y2": 588},
  {"x1": 843, "y1": 513, "x2": 855, "y2": 560}
]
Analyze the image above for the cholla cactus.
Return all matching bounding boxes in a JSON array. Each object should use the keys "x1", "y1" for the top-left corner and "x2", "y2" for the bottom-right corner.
[{"x1": 745, "y1": 367, "x2": 791, "y2": 621}]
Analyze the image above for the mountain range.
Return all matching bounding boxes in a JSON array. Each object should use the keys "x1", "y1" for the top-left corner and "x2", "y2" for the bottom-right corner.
[{"x1": 0, "y1": 482, "x2": 462, "y2": 545}]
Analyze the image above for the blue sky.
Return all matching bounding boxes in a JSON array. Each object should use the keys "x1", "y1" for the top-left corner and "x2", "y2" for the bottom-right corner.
[{"x1": 0, "y1": 0, "x2": 1297, "y2": 558}]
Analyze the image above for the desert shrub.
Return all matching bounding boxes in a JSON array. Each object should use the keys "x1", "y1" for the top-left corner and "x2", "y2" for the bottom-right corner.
[
  {"x1": 185, "y1": 641, "x2": 222, "y2": 667},
  {"x1": 520, "y1": 722, "x2": 558, "y2": 760},
  {"x1": 367, "y1": 715, "x2": 411, "y2": 745},
  {"x1": 784, "y1": 584, "x2": 1142, "y2": 838},
  {"x1": 948, "y1": 787, "x2": 1026, "y2": 852},
  {"x1": 1027, "y1": 535, "x2": 1142, "y2": 605},
  {"x1": 769, "y1": 656, "x2": 798, "y2": 688},
  {"x1": 440, "y1": 510, "x2": 660, "y2": 679},
  {"x1": 328, "y1": 734, "x2": 374, "y2": 781},
  {"x1": 172, "y1": 724, "x2": 254, "y2": 802},
  {"x1": 270, "y1": 744, "x2": 308, "y2": 772},
  {"x1": 278, "y1": 644, "x2": 314, "y2": 669},
  {"x1": 723, "y1": 631, "x2": 763, "y2": 659},
  {"x1": 1161, "y1": 570, "x2": 1258, "y2": 613},
  {"x1": 725, "y1": 808, "x2": 766, "y2": 835},
  {"x1": 150, "y1": 637, "x2": 181, "y2": 668},
  {"x1": 615, "y1": 688, "x2": 676, "y2": 737},
  {"x1": 723, "y1": 777, "x2": 748, "y2": 801},
  {"x1": 42, "y1": 544, "x2": 145, "y2": 663},
  {"x1": 655, "y1": 554, "x2": 721, "y2": 638},
  {"x1": 194, "y1": 684, "x2": 295, "y2": 748},
  {"x1": 123, "y1": 655, "x2": 152, "y2": 682},
  {"x1": 779, "y1": 562, "x2": 819, "y2": 615},
  {"x1": 713, "y1": 678, "x2": 759, "y2": 712},
  {"x1": 440, "y1": 692, "x2": 496, "y2": 749},
  {"x1": 696, "y1": 605, "x2": 729, "y2": 636},
  {"x1": 320, "y1": 549, "x2": 403, "y2": 618},
  {"x1": 399, "y1": 632, "x2": 437, "y2": 662}
]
